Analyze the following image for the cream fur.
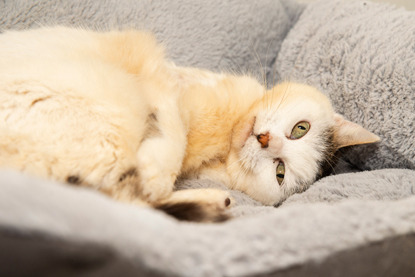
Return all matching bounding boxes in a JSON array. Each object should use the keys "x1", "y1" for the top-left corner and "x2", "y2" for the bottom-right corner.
[{"x1": 0, "y1": 27, "x2": 379, "y2": 211}]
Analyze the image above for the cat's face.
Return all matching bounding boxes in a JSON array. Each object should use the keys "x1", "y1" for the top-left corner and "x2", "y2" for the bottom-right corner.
[{"x1": 228, "y1": 82, "x2": 379, "y2": 205}]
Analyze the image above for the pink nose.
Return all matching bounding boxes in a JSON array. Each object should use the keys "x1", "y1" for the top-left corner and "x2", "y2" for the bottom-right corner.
[
  {"x1": 257, "y1": 132, "x2": 283, "y2": 154},
  {"x1": 256, "y1": 133, "x2": 270, "y2": 148}
]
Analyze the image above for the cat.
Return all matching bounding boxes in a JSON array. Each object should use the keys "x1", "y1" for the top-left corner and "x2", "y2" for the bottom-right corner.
[{"x1": 0, "y1": 27, "x2": 380, "y2": 222}]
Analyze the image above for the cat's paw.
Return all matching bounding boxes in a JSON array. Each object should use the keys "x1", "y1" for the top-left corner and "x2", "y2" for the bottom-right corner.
[
  {"x1": 156, "y1": 189, "x2": 233, "y2": 222},
  {"x1": 137, "y1": 137, "x2": 182, "y2": 203},
  {"x1": 140, "y1": 173, "x2": 176, "y2": 203}
]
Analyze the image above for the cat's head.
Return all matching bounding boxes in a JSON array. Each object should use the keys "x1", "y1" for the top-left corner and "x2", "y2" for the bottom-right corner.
[{"x1": 228, "y1": 82, "x2": 380, "y2": 205}]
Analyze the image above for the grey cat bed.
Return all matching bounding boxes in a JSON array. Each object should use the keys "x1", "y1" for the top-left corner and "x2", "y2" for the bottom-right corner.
[{"x1": 1, "y1": 0, "x2": 414, "y2": 276}]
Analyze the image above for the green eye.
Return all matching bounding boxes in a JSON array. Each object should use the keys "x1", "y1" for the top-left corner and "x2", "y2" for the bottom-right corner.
[
  {"x1": 276, "y1": 161, "x2": 285, "y2": 186},
  {"x1": 290, "y1": 121, "x2": 310, "y2": 139}
]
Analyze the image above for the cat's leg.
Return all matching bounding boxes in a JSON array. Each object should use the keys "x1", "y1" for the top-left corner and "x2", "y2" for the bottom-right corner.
[
  {"x1": 155, "y1": 188, "x2": 232, "y2": 222},
  {"x1": 136, "y1": 95, "x2": 187, "y2": 203}
]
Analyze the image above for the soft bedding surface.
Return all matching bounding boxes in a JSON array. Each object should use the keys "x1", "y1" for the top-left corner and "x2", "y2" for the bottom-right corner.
[
  {"x1": 0, "y1": 0, "x2": 303, "y2": 79},
  {"x1": 275, "y1": 0, "x2": 415, "y2": 171},
  {"x1": 1, "y1": 169, "x2": 415, "y2": 276},
  {"x1": 0, "y1": 0, "x2": 415, "y2": 276}
]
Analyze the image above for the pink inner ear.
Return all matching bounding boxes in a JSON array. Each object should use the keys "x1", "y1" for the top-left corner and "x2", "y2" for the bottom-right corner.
[{"x1": 333, "y1": 114, "x2": 380, "y2": 149}]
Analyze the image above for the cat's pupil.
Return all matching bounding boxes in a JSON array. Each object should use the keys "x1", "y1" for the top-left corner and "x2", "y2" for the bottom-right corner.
[
  {"x1": 276, "y1": 174, "x2": 284, "y2": 178},
  {"x1": 298, "y1": 125, "x2": 306, "y2": 130}
]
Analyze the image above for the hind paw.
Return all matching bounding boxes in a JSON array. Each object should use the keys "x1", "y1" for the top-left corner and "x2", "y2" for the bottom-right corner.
[{"x1": 156, "y1": 189, "x2": 233, "y2": 222}]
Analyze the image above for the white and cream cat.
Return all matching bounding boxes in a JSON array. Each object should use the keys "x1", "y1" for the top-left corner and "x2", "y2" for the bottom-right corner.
[{"x1": 0, "y1": 27, "x2": 379, "y2": 221}]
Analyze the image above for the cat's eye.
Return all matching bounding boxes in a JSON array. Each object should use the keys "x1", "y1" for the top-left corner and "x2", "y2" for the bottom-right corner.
[
  {"x1": 276, "y1": 161, "x2": 285, "y2": 186},
  {"x1": 290, "y1": 121, "x2": 310, "y2": 140}
]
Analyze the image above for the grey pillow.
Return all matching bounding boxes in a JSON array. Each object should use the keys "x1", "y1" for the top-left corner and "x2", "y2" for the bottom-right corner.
[
  {"x1": 275, "y1": 0, "x2": 415, "y2": 170},
  {"x1": 0, "y1": 0, "x2": 303, "y2": 80}
]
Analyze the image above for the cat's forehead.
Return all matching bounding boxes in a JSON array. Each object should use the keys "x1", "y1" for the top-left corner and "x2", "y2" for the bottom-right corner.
[
  {"x1": 264, "y1": 83, "x2": 334, "y2": 119},
  {"x1": 252, "y1": 82, "x2": 335, "y2": 136},
  {"x1": 271, "y1": 83, "x2": 332, "y2": 108}
]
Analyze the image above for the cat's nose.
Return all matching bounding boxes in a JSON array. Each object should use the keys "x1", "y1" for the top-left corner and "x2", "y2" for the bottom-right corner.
[
  {"x1": 256, "y1": 133, "x2": 270, "y2": 148},
  {"x1": 257, "y1": 133, "x2": 283, "y2": 154}
]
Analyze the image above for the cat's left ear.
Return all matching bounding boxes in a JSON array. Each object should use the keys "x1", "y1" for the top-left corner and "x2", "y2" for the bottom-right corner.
[{"x1": 333, "y1": 113, "x2": 380, "y2": 149}]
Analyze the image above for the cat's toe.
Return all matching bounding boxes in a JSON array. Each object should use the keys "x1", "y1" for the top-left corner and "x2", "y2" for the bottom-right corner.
[
  {"x1": 139, "y1": 174, "x2": 176, "y2": 203},
  {"x1": 141, "y1": 184, "x2": 172, "y2": 203}
]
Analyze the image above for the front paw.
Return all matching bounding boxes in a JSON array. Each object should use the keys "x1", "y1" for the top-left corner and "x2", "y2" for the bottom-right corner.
[
  {"x1": 140, "y1": 173, "x2": 176, "y2": 203},
  {"x1": 137, "y1": 137, "x2": 181, "y2": 203}
]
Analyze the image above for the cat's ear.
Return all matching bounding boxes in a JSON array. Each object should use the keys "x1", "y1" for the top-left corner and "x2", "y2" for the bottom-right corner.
[{"x1": 333, "y1": 113, "x2": 380, "y2": 149}]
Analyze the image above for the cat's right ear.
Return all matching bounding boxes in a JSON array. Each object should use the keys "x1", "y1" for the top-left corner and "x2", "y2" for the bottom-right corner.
[{"x1": 333, "y1": 114, "x2": 380, "y2": 149}]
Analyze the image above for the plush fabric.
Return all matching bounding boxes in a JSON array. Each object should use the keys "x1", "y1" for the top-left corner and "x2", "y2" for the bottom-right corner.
[
  {"x1": 0, "y1": 0, "x2": 303, "y2": 80},
  {"x1": 0, "y1": 0, "x2": 415, "y2": 276},
  {"x1": 275, "y1": 0, "x2": 415, "y2": 171},
  {"x1": 1, "y1": 169, "x2": 415, "y2": 276}
]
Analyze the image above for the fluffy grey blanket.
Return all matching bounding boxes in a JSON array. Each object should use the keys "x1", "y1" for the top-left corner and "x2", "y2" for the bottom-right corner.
[{"x1": 0, "y1": 0, "x2": 414, "y2": 276}]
